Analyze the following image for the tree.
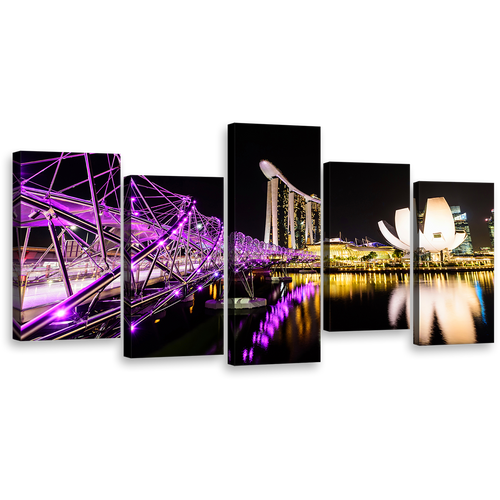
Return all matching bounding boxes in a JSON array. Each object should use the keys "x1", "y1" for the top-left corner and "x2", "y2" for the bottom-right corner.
[
  {"x1": 361, "y1": 251, "x2": 377, "y2": 262},
  {"x1": 392, "y1": 249, "x2": 404, "y2": 261}
]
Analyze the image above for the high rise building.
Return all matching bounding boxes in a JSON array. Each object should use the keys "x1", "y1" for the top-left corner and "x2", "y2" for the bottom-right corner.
[
  {"x1": 486, "y1": 209, "x2": 494, "y2": 248},
  {"x1": 450, "y1": 206, "x2": 474, "y2": 255},
  {"x1": 261, "y1": 160, "x2": 321, "y2": 249}
]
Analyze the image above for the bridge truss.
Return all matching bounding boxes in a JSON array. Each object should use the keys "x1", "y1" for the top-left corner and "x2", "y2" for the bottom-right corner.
[
  {"x1": 13, "y1": 152, "x2": 121, "y2": 340},
  {"x1": 124, "y1": 176, "x2": 224, "y2": 334},
  {"x1": 13, "y1": 157, "x2": 314, "y2": 340},
  {"x1": 228, "y1": 231, "x2": 319, "y2": 299}
]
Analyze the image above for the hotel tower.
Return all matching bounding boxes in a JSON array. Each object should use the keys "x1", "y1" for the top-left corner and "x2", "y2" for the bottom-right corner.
[{"x1": 260, "y1": 160, "x2": 321, "y2": 249}]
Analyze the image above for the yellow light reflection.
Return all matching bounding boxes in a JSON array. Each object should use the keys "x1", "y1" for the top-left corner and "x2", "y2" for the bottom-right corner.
[{"x1": 403, "y1": 272, "x2": 493, "y2": 344}]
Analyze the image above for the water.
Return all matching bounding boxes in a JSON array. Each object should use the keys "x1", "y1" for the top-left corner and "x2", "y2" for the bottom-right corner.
[
  {"x1": 132, "y1": 271, "x2": 495, "y2": 360},
  {"x1": 415, "y1": 271, "x2": 494, "y2": 345},
  {"x1": 127, "y1": 282, "x2": 223, "y2": 357},
  {"x1": 229, "y1": 273, "x2": 321, "y2": 365},
  {"x1": 325, "y1": 271, "x2": 495, "y2": 346}
]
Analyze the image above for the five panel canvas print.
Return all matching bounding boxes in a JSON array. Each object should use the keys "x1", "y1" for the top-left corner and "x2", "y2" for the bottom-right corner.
[{"x1": 11, "y1": 147, "x2": 495, "y2": 352}]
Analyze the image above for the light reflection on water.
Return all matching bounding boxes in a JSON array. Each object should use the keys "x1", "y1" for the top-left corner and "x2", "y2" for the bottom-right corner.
[
  {"x1": 325, "y1": 271, "x2": 493, "y2": 342},
  {"x1": 231, "y1": 273, "x2": 321, "y2": 365},
  {"x1": 415, "y1": 271, "x2": 494, "y2": 345}
]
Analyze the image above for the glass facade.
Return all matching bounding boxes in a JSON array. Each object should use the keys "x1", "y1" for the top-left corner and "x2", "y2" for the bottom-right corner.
[
  {"x1": 450, "y1": 206, "x2": 474, "y2": 255},
  {"x1": 276, "y1": 179, "x2": 289, "y2": 247},
  {"x1": 293, "y1": 194, "x2": 306, "y2": 248},
  {"x1": 310, "y1": 198, "x2": 321, "y2": 245}
]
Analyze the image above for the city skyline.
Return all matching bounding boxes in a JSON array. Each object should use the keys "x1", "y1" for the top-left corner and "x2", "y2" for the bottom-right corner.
[
  {"x1": 325, "y1": 170, "x2": 493, "y2": 251},
  {"x1": 17, "y1": 154, "x2": 492, "y2": 251}
]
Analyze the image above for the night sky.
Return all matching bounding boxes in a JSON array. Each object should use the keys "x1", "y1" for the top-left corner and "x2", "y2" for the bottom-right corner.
[
  {"x1": 136, "y1": 175, "x2": 223, "y2": 220},
  {"x1": 230, "y1": 123, "x2": 320, "y2": 240},
  {"x1": 325, "y1": 162, "x2": 410, "y2": 243},
  {"x1": 325, "y1": 168, "x2": 494, "y2": 250}
]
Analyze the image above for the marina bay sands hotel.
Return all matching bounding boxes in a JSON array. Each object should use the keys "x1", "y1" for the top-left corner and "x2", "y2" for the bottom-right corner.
[{"x1": 260, "y1": 160, "x2": 321, "y2": 249}]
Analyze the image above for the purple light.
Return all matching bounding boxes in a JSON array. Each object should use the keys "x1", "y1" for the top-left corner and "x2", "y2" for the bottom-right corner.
[
  {"x1": 131, "y1": 324, "x2": 136, "y2": 332},
  {"x1": 214, "y1": 272, "x2": 219, "y2": 277},
  {"x1": 133, "y1": 211, "x2": 139, "y2": 216},
  {"x1": 131, "y1": 197, "x2": 136, "y2": 202},
  {"x1": 197, "y1": 286, "x2": 202, "y2": 291},
  {"x1": 55, "y1": 309, "x2": 66, "y2": 318},
  {"x1": 158, "y1": 240, "x2": 165, "y2": 246},
  {"x1": 193, "y1": 200, "x2": 197, "y2": 204},
  {"x1": 174, "y1": 290, "x2": 180, "y2": 296}
]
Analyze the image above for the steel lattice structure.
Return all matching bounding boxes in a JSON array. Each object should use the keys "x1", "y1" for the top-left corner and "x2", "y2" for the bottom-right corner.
[
  {"x1": 124, "y1": 176, "x2": 224, "y2": 333},
  {"x1": 13, "y1": 152, "x2": 121, "y2": 340},
  {"x1": 13, "y1": 158, "x2": 315, "y2": 340},
  {"x1": 124, "y1": 173, "x2": 317, "y2": 332},
  {"x1": 228, "y1": 231, "x2": 319, "y2": 299}
]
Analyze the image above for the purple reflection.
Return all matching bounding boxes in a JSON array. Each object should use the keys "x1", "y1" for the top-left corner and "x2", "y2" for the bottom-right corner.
[{"x1": 241, "y1": 280, "x2": 318, "y2": 363}]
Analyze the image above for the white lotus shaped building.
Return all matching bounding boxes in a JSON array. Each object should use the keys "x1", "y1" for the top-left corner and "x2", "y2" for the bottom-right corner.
[{"x1": 378, "y1": 197, "x2": 467, "y2": 253}]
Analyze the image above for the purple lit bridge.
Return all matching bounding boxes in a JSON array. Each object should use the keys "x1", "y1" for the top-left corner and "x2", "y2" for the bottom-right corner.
[
  {"x1": 123, "y1": 173, "x2": 317, "y2": 332},
  {"x1": 124, "y1": 176, "x2": 223, "y2": 333},
  {"x1": 12, "y1": 158, "x2": 318, "y2": 341},
  {"x1": 13, "y1": 152, "x2": 121, "y2": 340}
]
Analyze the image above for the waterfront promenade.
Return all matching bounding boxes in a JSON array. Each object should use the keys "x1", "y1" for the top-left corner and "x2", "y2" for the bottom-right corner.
[
  {"x1": 325, "y1": 265, "x2": 493, "y2": 273},
  {"x1": 276, "y1": 265, "x2": 495, "y2": 273}
]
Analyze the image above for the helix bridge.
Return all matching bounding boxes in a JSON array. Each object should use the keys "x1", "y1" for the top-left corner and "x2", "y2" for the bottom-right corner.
[
  {"x1": 124, "y1": 176, "x2": 224, "y2": 333},
  {"x1": 228, "y1": 231, "x2": 319, "y2": 299},
  {"x1": 124, "y1": 201, "x2": 317, "y2": 331},
  {"x1": 13, "y1": 157, "x2": 317, "y2": 340},
  {"x1": 13, "y1": 152, "x2": 121, "y2": 340}
]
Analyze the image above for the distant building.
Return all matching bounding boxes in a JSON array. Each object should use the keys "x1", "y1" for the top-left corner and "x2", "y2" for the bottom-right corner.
[
  {"x1": 486, "y1": 209, "x2": 494, "y2": 249},
  {"x1": 450, "y1": 206, "x2": 474, "y2": 255},
  {"x1": 325, "y1": 238, "x2": 395, "y2": 261},
  {"x1": 261, "y1": 160, "x2": 321, "y2": 249}
]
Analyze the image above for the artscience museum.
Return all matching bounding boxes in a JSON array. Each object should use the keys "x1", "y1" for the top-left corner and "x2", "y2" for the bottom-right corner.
[{"x1": 378, "y1": 197, "x2": 467, "y2": 254}]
